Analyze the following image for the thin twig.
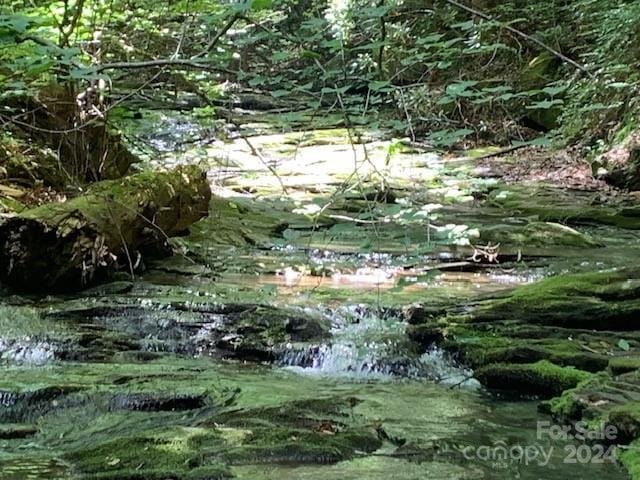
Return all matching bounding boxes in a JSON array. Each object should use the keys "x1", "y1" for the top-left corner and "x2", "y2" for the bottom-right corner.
[
  {"x1": 472, "y1": 144, "x2": 528, "y2": 160},
  {"x1": 199, "y1": 11, "x2": 242, "y2": 55},
  {"x1": 96, "y1": 59, "x2": 235, "y2": 74}
]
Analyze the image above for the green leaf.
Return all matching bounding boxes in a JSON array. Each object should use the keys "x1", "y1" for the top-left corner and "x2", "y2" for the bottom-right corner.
[
  {"x1": 250, "y1": 0, "x2": 272, "y2": 9},
  {"x1": 68, "y1": 67, "x2": 99, "y2": 80},
  {"x1": 452, "y1": 20, "x2": 475, "y2": 30},
  {"x1": 0, "y1": 15, "x2": 31, "y2": 33},
  {"x1": 482, "y1": 85, "x2": 512, "y2": 94},
  {"x1": 417, "y1": 34, "x2": 445, "y2": 45},
  {"x1": 542, "y1": 85, "x2": 567, "y2": 96},
  {"x1": 271, "y1": 51, "x2": 289, "y2": 61},
  {"x1": 300, "y1": 49, "x2": 322, "y2": 60},
  {"x1": 271, "y1": 89, "x2": 290, "y2": 97},
  {"x1": 446, "y1": 81, "x2": 479, "y2": 97},
  {"x1": 607, "y1": 82, "x2": 630, "y2": 90},
  {"x1": 368, "y1": 80, "x2": 392, "y2": 92},
  {"x1": 618, "y1": 339, "x2": 631, "y2": 352}
]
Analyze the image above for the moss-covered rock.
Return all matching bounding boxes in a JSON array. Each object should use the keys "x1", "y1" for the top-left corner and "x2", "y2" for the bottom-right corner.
[
  {"x1": 475, "y1": 360, "x2": 592, "y2": 398},
  {"x1": 487, "y1": 184, "x2": 640, "y2": 229},
  {"x1": 205, "y1": 396, "x2": 382, "y2": 465},
  {"x1": 214, "y1": 305, "x2": 331, "y2": 360},
  {"x1": 479, "y1": 221, "x2": 603, "y2": 249},
  {"x1": 0, "y1": 359, "x2": 384, "y2": 479},
  {"x1": 610, "y1": 357, "x2": 640, "y2": 375},
  {"x1": 0, "y1": 165, "x2": 211, "y2": 292},
  {"x1": 45, "y1": 301, "x2": 331, "y2": 362},
  {"x1": 64, "y1": 430, "x2": 231, "y2": 480},
  {"x1": 448, "y1": 334, "x2": 609, "y2": 373},
  {"x1": 619, "y1": 438, "x2": 640, "y2": 480},
  {"x1": 549, "y1": 371, "x2": 640, "y2": 442},
  {"x1": 473, "y1": 268, "x2": 640, "y2": 330}
]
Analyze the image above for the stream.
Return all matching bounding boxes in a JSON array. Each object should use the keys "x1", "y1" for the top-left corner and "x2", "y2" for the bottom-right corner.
[{"x1": 2, "y1": 111, "x2": 638, "y2": 479}]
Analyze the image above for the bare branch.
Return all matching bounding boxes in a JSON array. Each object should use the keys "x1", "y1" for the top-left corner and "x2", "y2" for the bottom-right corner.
[
  {"x1": 201, "y1": 12, "x2": 242, "y2": 55},
  {"x1": 95, "y1": 59, "x2": 235, "y2": 75}
]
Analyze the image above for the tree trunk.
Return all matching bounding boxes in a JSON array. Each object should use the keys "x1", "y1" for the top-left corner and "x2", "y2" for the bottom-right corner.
[{"x1": 0, "y1": 165, "x2": 211, "y2": 292}]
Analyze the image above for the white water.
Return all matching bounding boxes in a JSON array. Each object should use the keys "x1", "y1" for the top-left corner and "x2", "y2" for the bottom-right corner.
[{"x1": 278, "y1": 305, "x2": 478, "y2": 387}]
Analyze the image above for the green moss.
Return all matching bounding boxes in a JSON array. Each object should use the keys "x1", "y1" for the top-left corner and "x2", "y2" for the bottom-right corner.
[
  {"x1": 619, "y1": 439, "x2": 640, "y2": 480},
  {"x1": 453, "y1": 334, "x2": 608, "y2": 372},
  {"x1": 473, "y1": 268, "x2": 640, "y2": 329},
  {"x1": 0, "y1": 131, "x2": 66, "y2": 188},
  {"x1": 609, "y1": 357, "x2": 640, "y2": 375},
  {"x1": 547, "y1": 373, "x2": 609, "y2": 421},
  {"x1": 0, "y1": 196, "x2": 25, "y2": 213},
  {"x1": 487, "y1": 184, "x2": 640, "y2": 230},
  {"x1": 0, "y1": 305, "x2": 71, "y2": 340},
  {"x1": 475, "y1": 360, "x2": 592, "y2": 398},
  {"x1": 206, "y1": 396, "x2": 382, "y2": 465},
  {"x1": 65, "y1": 428, "x2": 230, "y2": 479},
  {"x1": 479, "y1": 221, "x2": 603, "y2": 249}
]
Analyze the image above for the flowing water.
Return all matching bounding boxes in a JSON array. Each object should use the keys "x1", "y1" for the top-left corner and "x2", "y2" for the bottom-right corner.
[{"x1": 1, "y1": 114, "x2": 638, "y2": 479}]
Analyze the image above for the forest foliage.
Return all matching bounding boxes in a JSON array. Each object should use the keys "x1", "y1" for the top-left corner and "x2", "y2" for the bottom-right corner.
[{"x1": 1, "y1": 0, "x2": 639, "y2": 154}]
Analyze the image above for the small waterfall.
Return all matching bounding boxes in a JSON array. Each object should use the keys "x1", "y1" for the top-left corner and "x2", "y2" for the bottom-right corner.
[
  {"x1": 0, "y1": 338, "x2": 57, "y2": 365},
  {"x1": 278, "y1": 305, "x2": 479, "y2": 387}
]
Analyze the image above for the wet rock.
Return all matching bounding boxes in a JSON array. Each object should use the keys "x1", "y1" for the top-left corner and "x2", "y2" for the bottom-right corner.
[
  {"x1": 209, "y1": 396, "x2": 382, "y2": 465},
  {"x1": 64, "y1": 434, "x2": 232, "y2": 480},
  {"x1": 207, "y1": 305, "x2": 331, "y2": 361},
  {"x1": 49, "y1": 302, "x2": 331, "y2": 362},
  {"x1": 408, "y1": 268, "x2": 640, "y2": 399},
  {"x1": 0, "y1": 385, "x2": 83, "y2": 423},
  {"x1": 110, "y1": 392, "x2": 208, "y2": 412},
  {"x1": 487, "y1": 184, "x2": 640, "y2": 229},
  {"x1": 0, "y1": 338, "x2": 58, "y2": 365},
  {"x1": 0, "y1": 424, "x2": 37, "y2": 439},
  {"x1": 402, "y1": 304, "x2": 449, "y2": 325}
]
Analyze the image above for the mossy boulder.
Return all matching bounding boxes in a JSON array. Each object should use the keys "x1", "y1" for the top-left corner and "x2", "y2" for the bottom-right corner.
[
  {"x1": 44, "y1": 301, "x2": 330, "y2": 362},
  {"x1": 475, "y1": 360, "x2": 592, "y2": 398},
  {"x1": 448, "y1": 334, "x2": 610, "y2": 373},
  {"x1": 549, "y1": 371, "x2": 640, "y2": 441},
  {"x1": 620, "y1": 439, "x2": 640, "y2": 479}
]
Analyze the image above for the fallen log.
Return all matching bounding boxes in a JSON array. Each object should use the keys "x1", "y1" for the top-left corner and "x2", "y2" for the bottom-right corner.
[{"x1": 0, "y1": 165, "x2": 211, "y2": 292}]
